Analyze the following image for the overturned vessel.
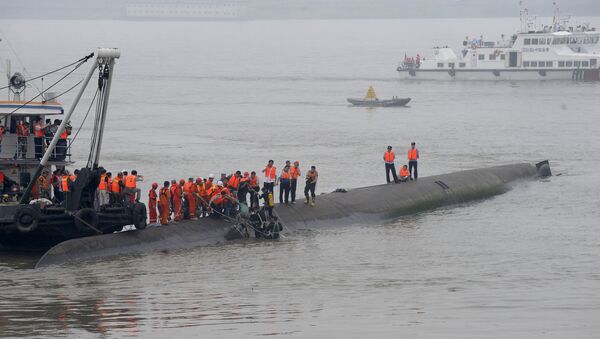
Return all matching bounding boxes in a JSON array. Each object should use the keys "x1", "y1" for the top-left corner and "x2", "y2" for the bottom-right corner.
[{"x1": 36, "y1": 161, "x2": 551, "y2": 268}]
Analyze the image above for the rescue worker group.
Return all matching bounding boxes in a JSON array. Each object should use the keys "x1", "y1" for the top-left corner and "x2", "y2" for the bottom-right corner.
[{"x1": 23, "y1": 142, "x2": 419, "y2": 227}]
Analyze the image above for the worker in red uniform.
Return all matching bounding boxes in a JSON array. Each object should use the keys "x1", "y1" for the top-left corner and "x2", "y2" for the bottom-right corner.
[
  {"x1": 158, "y1": 181, "x2": 171, "y2": 225},
  {"x1": 148, "y1": 183, "x2": 158, "y2": 224},
  {"x1": 289, "y1": 161, "x2": 301, "y2": 204},
  {"x1": 407, "y1": 142, "x2": 420, "y2": 180},
  {"x1": 183, "y1": 177, "x2": 197, "y2": 219},
  {"x1": 170, "y1": 179, "x2": 183, "y2": 221}
]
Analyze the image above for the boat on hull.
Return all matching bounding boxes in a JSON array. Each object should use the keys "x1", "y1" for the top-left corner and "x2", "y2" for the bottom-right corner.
[
  {"x1": 397, "y1": 68, "x2": 600, "y2": 81},
  {"x1": 35, "y1": 161, "x2": 551, "y2": 268}
]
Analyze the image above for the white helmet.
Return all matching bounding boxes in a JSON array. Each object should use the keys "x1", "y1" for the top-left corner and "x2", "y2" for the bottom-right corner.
[
  {"x1": 217, "y1": 180, "x2": 223, "y2": 186},
  {"x1": 209, "y1": 173, "x2": 215, "y2": 179}
]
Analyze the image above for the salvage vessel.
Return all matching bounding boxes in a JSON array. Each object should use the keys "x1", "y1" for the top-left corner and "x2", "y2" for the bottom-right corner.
[{"x1": 0, "y1": 48, "x2": 147, "y2": 251}]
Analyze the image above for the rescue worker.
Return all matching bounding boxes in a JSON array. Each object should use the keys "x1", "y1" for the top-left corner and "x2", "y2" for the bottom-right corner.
[
  {"x1": 195, "y1": 177, "x2": 208, "y2": 217},
  {"x1": 183, "y1": 177, "x2": 197, "y2": 219},
  {"x1": 259, "y1": 186, "x2": 275, "y2": 218},
  {"x1": 158, "y1": 181, "x2": 171, "y2": 225},
  {"x1": 110, "y1": 172, "x2": 124, "y2": 205},
  {"x1": 399, "y1": 164, "x2": 410, "y2": 182},
  {"x1": 209, "y1": 181, "x2": 225, "y2": 218},
  {"x1": 148, "y1": 183, "x2": 158, "y2": 224},
  {"x1": 125, "y1": 169, "x2": 144, "y2": 203},
  {"x1": 289, "y1": 161, "x2": 301, "y2": 204},
  {"x1": 237, "y1": 172, "x2": 250, "y2": 206},
  {"x1": 15, "y1": 120, "x2": 29, "y2": 159},
  {"x1": 408, "y1": 142, "x2": 420, "y2": 180},
  {"x1": 38, "y1": 170, "x2": 51, "y2": 199},
  {"x1": 51, "y1": 169, "x2": 62, "y2": 203},
  {"x1": 278, "y1": 165, "x2": 292, "y2": 205},
  {"x1": 304, "y1": 165, "x2": 318, "y2": 207},
  {"x1": 33, "y1": 118, "x2": 44, "y2": 159},
  {"x1": 57, "y1": 120, "x2": 71, "y2": 161},
  {"x1": 262, "y1": 160, "x2": 277, "y2": 193},
  {"x1": 384, "y1": 145, "x2": 399, "y2": 183},
  {"x1": 249, "y1": 171, "x2": 260, "y2": 209},
  {"x1": 0, "y1": 124, "x2": 5, "y2": 154},
  {"x1": 220, "y1": 186, "x2": 234, "y2": 216},
  {"x1": 61, "y1": 169, "x2": 74, "y2": 207},
  {"x1": 227, "y1": 171, "x2": 241, "y2": 194},
  {"x1": 96, "y1": 169, "x2": 110, "y2": 210},
  {"x1": 171, "y1": 179, "x2": 183, "y2": 221}
]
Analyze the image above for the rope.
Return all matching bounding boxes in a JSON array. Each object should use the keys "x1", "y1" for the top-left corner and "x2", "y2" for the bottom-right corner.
[
  {"x1": 69, "y1": 88, "x2": 99, "y2": 146},
  {"x1": 41, "y1": 79, "x2": 83, "y2": 103},
  {"x1": 69, "y1": 211, "x2": 103, "y2": 235}
]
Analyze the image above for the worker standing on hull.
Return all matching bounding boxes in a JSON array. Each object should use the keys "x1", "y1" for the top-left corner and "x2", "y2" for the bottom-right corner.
[
  {"x1": 96, "y1": 169, "x2": 110, "y2": 210},
  {"x1": 249, "y1": 171, "x2": 260, "y2": 209},
  {"x1": 290, "y1": 161, "x2": 301, "y2": 204},
  {"x1": 171, "y1": 179, "x2": 183, "y2": 221},
  {"x1": 158, "y1": 181, "x2": 171, "y2": 225},
  {"x1": 384, "y1": 146, "x2": 399, "y2": 183},
  {"x1": 304, "y1": 166, "x2": 318, "y2": 207},
  {"x1": 184, "y1": 177, "x2": 197, "y2": 219},
  {"x1": 408, "y1": 142, "x2": 420, "y2": 180},
  {"x1": 278, "y1": 165, "x2": 292, "y2": 205},
  {"x1": 262, "y1": 160, "x2": 277, "y2": 193},
  {"x1": 149, "y1": 183, "x2": 158, "y2": 224}
]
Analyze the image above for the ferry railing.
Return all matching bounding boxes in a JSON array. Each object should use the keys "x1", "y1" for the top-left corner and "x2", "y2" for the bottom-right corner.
[{"x1": 0, "y1": 134, "x2": 72, "y2": 163}]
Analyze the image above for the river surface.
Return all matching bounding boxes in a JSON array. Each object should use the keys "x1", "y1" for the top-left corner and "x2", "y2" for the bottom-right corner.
[{"x1": 0, "y1": 17, "x2": 599, "y2": 338}]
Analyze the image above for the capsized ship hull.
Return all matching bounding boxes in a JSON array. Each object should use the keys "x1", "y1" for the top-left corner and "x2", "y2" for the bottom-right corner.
[{"x1": 35, "y1": 162, "x2": 550, "y2": 268}]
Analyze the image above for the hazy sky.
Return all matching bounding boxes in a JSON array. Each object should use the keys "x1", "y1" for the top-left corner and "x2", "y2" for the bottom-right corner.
[{"x1": 0, "y1": 0, "x2": 599, "y2": 19}]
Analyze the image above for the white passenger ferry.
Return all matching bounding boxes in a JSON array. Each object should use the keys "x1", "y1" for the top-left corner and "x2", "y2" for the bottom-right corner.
[{"x1": 397, "y1": 7, "x2": 600, "y2": 81}]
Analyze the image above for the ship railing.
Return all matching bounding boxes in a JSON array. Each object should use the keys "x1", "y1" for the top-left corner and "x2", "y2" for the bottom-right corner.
[{"x1": 0, "y1": 135, "x2": 72, "y2": 163}]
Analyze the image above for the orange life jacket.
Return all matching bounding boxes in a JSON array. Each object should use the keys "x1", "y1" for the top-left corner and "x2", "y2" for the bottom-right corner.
[
  {"x1": 249, "y1": 176, "x2": 259, "y2": 187},
  {"x1": 290, "y1": 167, "x2": 300, "y2": 179},
  {"x1": 280, "y1": 170, "x2": 291, "y2": 180},
  {"x1": 408, "y1": 149, "x2": 418, "y2": 161},
  {"x1": 228, "y1": 175, "x2": 240, "y2": 189},
  {"x1": 400, "y1": 167, "x2": 410, "y2": 177},
  {"x1": 60, "y1": 130, "x2": 69, "y2": 139},
  {"x1": 34, "y1": 123, "x2": 44, "y2": 138},
  {"x1": 183, "y1": 182, "x2": 193, "y2": 194},
  {"x1": 125, "y1": 175, "x2": 137, "y2": 189},
  {"x1": 98, "y1": 174, "x2": 108, "y2": 191},
  {"x1": 61, "y1": 175, "x2": 70, "y2": 192},
  {"x1": 111, "y1": 177, "x2": 122, "y2": 193},
  {"x1": 264, "y1": 166, "x2": 276, "y2": 179},
  {"x1": 384, "y1": 151, "x2": 395, "y2": 163}
]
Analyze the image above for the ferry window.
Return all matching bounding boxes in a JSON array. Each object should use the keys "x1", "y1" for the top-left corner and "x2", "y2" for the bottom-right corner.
[
  {"x1": 552, "y1": 38, "x2": 558, "y2": 45},
  {"x1": 574, "y1": 61, "x2": 581, "y2": 67},
  {"x1": 530, "y1": 61, "x2": 538, "y2": 67},
  {"x1": 591, "y1": 59, "x2": 597, "y2": 67},
  {"x1": 546, "y1": 61, "x2": 553, "y2": 67},
  {"x1": 531, "y1": 38, "x2": 538, "y2": 45},
  {"x1": 566, "y1": 61, "x2": 573, "y2": 67},
  {"x1": 478, "y1": 54, "x2": 485, "y2": 60},
  {"x1": 448, "y1": 62, "x2": 455, "y2": 68},
  {"x1": 459, "y1": 62, "x2": 466, "y2": 68},
  {"x1": 558, "y1": 61, "x2": 565, "y2": 67},
  {"x1": 582, "y1": 61, "x2": 589, "y2": 67},
  {"x1": 489, "y1": 54, "x2": 496, "y2": 60},
  {"x1": 570, "y1": 37, "x2": 577, "y2": 44},
  {"x1": 547, "y1": 38, "x2": 552, "y2": 44},
  {"x1": 437, "y1": 63, "x2": 444, "y2": 68},
  {"x1": 523, "y1": 61, "x2": 530, "y2": 67},
  {"x1": 539, "y1": 38, "x2": 546, "y2": 45},
  {"x1": 524, "y1": 38, "x2": 531, "y2": 45}
]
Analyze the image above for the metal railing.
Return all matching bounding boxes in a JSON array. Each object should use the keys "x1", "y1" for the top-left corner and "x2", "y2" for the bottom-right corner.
[{"x1": 0, "y1": 135, "x2": 72, "y2": 163}]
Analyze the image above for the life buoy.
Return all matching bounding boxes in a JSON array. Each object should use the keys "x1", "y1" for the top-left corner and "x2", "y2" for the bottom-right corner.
[
  {"x1": 14, "y1": 206, "x2": 40, "y2": 233},
  {"x1": 132, "y1": 203, "x2": 147, "y2": 230},
  {"x1": 74, "y1": 208, "x2": 99, "y2": 233}
]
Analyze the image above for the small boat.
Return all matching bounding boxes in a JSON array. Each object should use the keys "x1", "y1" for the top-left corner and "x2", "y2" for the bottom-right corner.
[{"x1": 347, "y1": 86, "x2": 411, "y2": 107}]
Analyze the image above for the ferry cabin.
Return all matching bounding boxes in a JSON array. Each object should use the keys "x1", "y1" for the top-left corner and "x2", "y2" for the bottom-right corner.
[
  {"x1": 399, "y1": 29, "x2": 600, "y2": 81},
  {"x1": 0, "y1": 100, "x2": 71, "y2": 200}
]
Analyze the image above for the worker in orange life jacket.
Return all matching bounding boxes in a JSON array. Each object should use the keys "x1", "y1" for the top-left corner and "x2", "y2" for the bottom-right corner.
[
  {"x1": 383, "y1": 145, "x2": 399, "y2": 183},
  {"x1": 110, "y1": 172, "x2": 124, "y2": 205},
  {"x1": 171, "y1": 179, "x2": 183, "y2": 221},
  {"x1": 227, "y1": 171, "x2": 241, "y2": 193},
  {"x1": 407, "y1": 142, "x2": 420, "y2": 180},
  {"x1": 399, "y1": 165, "x2": 410, "y2": 182},
  {"x1": 183, "y1": 177, "x2": 197, "y2": 219},
  {"x1": 96, "y1": 169, "x2": 110, "y2": 209},
  {"x1": 237, "y1": 172, "x2": 250, "y2": 206},
  {"x1": 148, "y1": 183, "x2": 158, "y2": 224},
  {"x1": 33, "y1": 118, "x2": 44, "y2": 159},
  {"x1": 289, "y1": 161, "x2": 301, "y2": 204},
  {"x1": 124, "y1": 169, "x2": 144, "y2": 203},
  {"x1": 195, "y1": 178, "x2": 208, "y2": 217},
  {"x1": 158, "y1": 181, "x2": 171, "y2": 225},
  {"x1": 209, "y1": 181, "x2": 225, "y2": 218},
  {"x1": 261, "y1": 160, "x2": 277, "y2": 194},
  {"x1": 278, "y1": 165, "x2": 292, "y2": 205}
]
